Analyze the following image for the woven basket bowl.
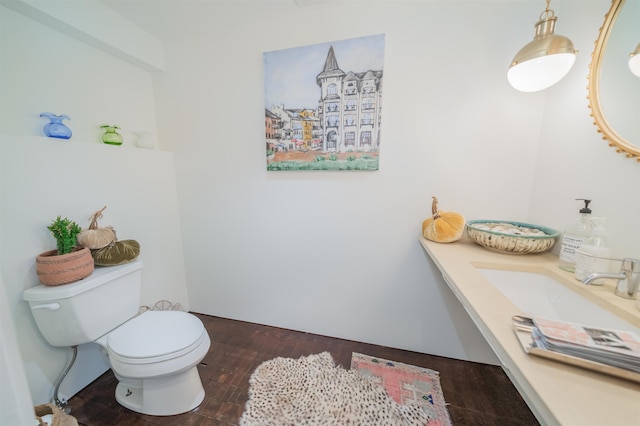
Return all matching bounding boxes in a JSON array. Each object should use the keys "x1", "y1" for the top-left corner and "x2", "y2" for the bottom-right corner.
[
  {"x1": 36, "y1": 246, "x2": 94, "y2": 286},
  {"x1": 465, "y1": 220, "x2": 560, "y2": 255}
]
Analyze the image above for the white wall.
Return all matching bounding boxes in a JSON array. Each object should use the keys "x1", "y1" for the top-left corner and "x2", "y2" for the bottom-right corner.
[
  {"x1": 154, "y1": 0, "x2": 638, "y2": 358},
  {"x1": 0, "y1": 276, "x2": 35, "y2": 426},
  {"x1": 0, "y1": 3, "x2": 188, "y2": 409},
  {"x1": 531, "y1": 2, "x2": 640, "y2": 260},
  {"x1": 152, "y1": 0, "x2": 553, "y2": 357}
]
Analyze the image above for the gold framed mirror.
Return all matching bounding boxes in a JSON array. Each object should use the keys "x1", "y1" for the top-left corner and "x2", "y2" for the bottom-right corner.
[{"x1": 588, "y1": 0, "x2": 640, "y2": 162}]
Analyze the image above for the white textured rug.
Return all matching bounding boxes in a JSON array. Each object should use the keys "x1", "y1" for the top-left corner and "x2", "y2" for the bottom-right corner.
[{"x1": 239, "y1": 352, "x2": 431, "y2": 425}]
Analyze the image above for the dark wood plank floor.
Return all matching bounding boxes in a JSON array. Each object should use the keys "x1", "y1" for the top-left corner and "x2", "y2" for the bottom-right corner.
[{"x1": 67, "y1": 313, "x2": 539, "y2": 425}]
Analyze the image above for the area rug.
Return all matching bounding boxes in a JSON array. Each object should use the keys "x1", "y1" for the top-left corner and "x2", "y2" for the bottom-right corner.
[
  {"x1": 239, "y1": 352, "x2": 431, "y2": 425},
  {"x1": 351, "y1": 353, "x2": 452, "y2": 426}
]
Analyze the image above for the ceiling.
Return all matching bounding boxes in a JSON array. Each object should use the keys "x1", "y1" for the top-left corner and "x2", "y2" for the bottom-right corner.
[
  {"x1": 99, "y1": 0, "x2": 534, "y2": 42},
  {"x1": 101, "y1": 0, "x2": 332, "y2": 41}
]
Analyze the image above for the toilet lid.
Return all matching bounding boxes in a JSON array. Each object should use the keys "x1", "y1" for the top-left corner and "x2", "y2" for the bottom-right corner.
[{"x1": 106, "y1": 311, "x2": 206, "y2": 361}]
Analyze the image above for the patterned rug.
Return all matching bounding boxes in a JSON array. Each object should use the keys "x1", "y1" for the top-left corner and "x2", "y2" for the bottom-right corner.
[
  {"x1": 239, "y1": 352, "x2": 431, "y2": 425},
  {"x1": 351, "y1": 353, "x2": 452, "y2": 426}
]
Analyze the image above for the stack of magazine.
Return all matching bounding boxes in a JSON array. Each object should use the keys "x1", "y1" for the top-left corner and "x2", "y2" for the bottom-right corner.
[
  {"x1": 526, "y1": 317, "x2": 640, "y2": 374},
  {"x1": 512, "y1": 315, "x2": 640, "y2": 383}
]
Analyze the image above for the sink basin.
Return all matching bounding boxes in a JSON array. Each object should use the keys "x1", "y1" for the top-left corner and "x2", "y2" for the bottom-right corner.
[{"x1": 479, "y1": 268, "x2": 639, "y2": 334}]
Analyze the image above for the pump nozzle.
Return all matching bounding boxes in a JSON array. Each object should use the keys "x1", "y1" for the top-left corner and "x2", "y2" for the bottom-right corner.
[{"x1": 575, "y1": 198, "x2": 592, "y2": 214}]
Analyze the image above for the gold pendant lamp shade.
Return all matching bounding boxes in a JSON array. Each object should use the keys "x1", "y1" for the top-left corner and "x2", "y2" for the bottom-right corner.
[
  {"x1": 629, "y1": 43, "x2": 640, "y2": 78},
  {"x1": 507, "y1": 0, "x2": 577, "y2": 92}
]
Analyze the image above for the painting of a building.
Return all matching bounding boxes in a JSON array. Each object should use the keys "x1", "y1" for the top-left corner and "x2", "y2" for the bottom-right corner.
[
  {"x1": 264, "y1": 34, "x2": 385, "y2": 171},
  {"x1": 316, "y1": 46, "x2": 382, "y2": 153}
]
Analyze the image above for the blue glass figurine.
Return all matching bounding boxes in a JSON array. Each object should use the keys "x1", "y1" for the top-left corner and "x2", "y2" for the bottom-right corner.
[{"x1": 40, "y1": 112, "x2": 72, "y2": 139}]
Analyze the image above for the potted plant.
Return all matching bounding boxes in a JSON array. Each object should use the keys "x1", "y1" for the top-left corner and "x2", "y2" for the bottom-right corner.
[{"x1": 35, "y1": 216, "x2": 94, "y2": 286}]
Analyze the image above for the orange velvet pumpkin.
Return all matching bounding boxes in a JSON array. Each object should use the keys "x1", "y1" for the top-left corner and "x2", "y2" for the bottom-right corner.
[{"x1": 422, "y1": 196, "x2": 465, "y2": 243}]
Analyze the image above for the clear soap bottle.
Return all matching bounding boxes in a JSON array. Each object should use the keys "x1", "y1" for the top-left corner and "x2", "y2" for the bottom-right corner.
[
  {"x1": 574, "y1": 217, "x2": 612, "y2": 282},
  {"x1": 559, "y1": 199, "x2": 593, "y2": 272}
]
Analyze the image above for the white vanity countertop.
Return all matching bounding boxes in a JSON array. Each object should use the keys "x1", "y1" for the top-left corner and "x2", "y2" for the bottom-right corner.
[{"x1": 419, "y1": 236, "x2": 640, "y2": 426}]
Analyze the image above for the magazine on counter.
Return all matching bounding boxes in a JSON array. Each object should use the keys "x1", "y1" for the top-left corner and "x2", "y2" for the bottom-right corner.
[{"x1": 530, "y1": 317, "x2": 640, "y2": 373}]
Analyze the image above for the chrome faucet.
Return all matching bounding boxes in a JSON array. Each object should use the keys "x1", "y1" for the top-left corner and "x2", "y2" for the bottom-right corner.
[{"x1": 582, "y1": 258, "x2": 640, "y2": 299}]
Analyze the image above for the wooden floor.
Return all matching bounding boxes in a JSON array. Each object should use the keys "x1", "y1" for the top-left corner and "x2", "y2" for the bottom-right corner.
[{"x1": 67, "y1": 313, "x2": 539, "y2": 425}]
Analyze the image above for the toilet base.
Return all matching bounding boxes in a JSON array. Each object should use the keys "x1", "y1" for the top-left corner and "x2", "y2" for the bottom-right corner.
[{"x1": 114, "y1": 366, "x2": 205, "y2": 416}]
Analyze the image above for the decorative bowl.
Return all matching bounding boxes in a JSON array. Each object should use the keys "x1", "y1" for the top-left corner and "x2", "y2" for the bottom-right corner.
[{"x1": 465, "y1": 220, "x2": 560, "y2": 255}]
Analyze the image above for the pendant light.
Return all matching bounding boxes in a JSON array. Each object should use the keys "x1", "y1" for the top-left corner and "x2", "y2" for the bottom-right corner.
[
  {"x1": 629, "y1": 43, "x2": 640, "y2": 78},
  {"x1": 507, "y1": 0, "x2": 577, "y2": 92}
]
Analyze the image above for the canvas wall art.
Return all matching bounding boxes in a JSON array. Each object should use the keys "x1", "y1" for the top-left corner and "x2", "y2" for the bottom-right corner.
[{"x1": 264, "y1": 34, "x2": 385, "y2": 171}]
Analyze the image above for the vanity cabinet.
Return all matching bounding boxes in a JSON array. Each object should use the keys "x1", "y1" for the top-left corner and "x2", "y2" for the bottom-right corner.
[{"x1": 419, "y1": 236, "x2": 640, "y2": 426}]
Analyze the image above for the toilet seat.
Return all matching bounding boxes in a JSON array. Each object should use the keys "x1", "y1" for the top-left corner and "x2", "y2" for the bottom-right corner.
[
  {"x1": 105, "y1": 311, "x2": 206, "y2": 365},
  {"x1": 107, "y1": 312, "x2": 211, "y2": 415}
]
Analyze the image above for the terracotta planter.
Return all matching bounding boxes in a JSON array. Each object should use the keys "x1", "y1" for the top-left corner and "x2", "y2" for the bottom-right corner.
[{"x1": 36, "y1": 246, "x2": 94, "y2": 286}]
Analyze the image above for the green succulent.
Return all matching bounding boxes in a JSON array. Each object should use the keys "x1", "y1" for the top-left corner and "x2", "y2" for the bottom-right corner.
[{"x1": 47, "y1": 216, "x2": 81, "y2": 255}]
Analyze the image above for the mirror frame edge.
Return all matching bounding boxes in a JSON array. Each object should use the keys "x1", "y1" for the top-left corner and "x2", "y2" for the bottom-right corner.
[{"x1": 587, "y1": 0, "x2": 640, "y2": 162}]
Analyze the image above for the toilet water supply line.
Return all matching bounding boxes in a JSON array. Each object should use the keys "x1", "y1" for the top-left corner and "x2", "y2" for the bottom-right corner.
[{"x1": 52, "y1": 345, "x2": 78, "y2": 413}]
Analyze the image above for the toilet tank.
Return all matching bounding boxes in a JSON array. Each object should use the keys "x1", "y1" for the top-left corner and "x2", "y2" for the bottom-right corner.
[{"x1": 23, "y1": 260, "x2": 143, "y2": 347}]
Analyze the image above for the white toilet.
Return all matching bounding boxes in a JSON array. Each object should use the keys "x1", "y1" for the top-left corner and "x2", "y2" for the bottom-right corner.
[{"x1": 23, "y1": 260, "x2": 211, "y2": 416}]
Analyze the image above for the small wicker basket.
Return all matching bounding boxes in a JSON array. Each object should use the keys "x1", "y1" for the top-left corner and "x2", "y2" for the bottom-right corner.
[
  {"x1": 466, "y1": 220, "x2": 560, "y2": 255},
  {"x1": 35, "y1": 246, "x2": 94, "y2": 285}
]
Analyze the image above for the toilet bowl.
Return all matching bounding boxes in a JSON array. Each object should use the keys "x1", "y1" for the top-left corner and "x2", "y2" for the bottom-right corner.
[
  {"x1": 23, "y1": 260, "x2": 212, "y2": 416},
  {"x1": 96, "y1": 310, "x2": 211, "y2": 415}
]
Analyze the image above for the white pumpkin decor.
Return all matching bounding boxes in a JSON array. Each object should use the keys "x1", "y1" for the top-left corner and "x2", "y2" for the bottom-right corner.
[{"x1": 77, "y1": 206, "x2": 116, "y2": 249}]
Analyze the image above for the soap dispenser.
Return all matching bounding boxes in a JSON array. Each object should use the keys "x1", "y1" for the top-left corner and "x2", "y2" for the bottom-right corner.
[
  {"x1": 574, "y1": 217, "x2": 612, "y2": 282},
  {"x1": 559, "y1": 199, "x2": 593, "y2": 272}
]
